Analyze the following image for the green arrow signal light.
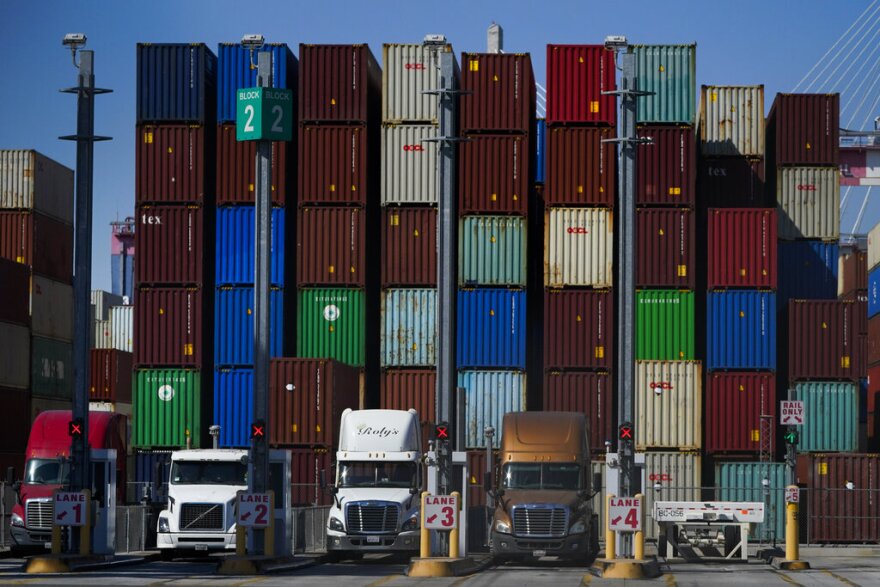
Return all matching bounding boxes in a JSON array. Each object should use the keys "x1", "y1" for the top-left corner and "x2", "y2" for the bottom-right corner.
[{"x1": 784, "y1": 431, "x2": 799, "y2": 445}]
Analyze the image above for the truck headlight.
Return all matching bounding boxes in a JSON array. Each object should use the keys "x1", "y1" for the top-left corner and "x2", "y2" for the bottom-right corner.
[
  {"x1": 329, "y1": 517, "x2": 345, "y2": 532},
  {"x1": 402, "y1": 515, "x2": 419, "y2": 531},
  {"x1": 158, "y1": 517, "x2": 170, "y2": 533},
  {"x1": 11, "y1": 513, "x2": 24, "y2": 528},
  {"x1": 570, "y1": 520, "x2": 586, "y2": 534},
  {"x1": 494, "y1": 520, "x2": 511, "y2": 534}
]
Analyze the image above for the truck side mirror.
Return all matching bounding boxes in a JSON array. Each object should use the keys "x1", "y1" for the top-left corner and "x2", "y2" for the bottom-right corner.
[
  {"x1": 5, "y1": 466, "x2": 14, "y2": 485},
  {"x1": 592, "y1": 472, "x2": 602, "y2": 493}
]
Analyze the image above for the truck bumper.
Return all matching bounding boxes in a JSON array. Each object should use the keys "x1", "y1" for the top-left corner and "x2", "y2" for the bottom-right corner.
[
  {"x1": 157, "y1": 531, "x2": 237, "y2": 551},
  {"x1": 10, "y1": 525, "x2": 51, "y2": 549},
  {"x1": 491, "y1": 530, "x2": 589, "y2": 559},
  {"x1": 327, "y1": 531, "x2": 420, "y2": 552}
]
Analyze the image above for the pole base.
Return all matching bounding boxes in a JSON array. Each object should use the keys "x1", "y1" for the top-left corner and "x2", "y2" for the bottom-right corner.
[
  {"x1": 406, "y1": 556, "x2": 480, "y2": 577},
  {"x1": 770, "y1": 557, "x2": 811, "y2": 571},
  {"x1": 590, "y1": 558, "x2": 662, "y2": 579},
  {"x1": 25, "y1": 554, "x2": 111, "y2": 574}
]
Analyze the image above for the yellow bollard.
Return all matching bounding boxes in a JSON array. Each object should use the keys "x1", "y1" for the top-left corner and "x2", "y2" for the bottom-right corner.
[
  {"x1": 449, "y1": 491, "x2": 461, "y2": 559},
  {"x1": 605, "y1": 493, "x2": 616, "y2": 560},
  {"x1": 236, "y1": 525, "x2": 246, "y2": 555},
  {"x1": 51, "y1": 525, "x2": 62, "y2": 555},
  {"x1": 634, "y1": 493, "x2": 644, "y2": 561},
  {"x1": 264, "y1": 490, "x2": 275, "y2": 557},
  {"x1": 785, "y1": 485, "x2": 799, "y2": 561},
  {"x1": 420, "y1": 492, "x2": 430, "y2": 558}
]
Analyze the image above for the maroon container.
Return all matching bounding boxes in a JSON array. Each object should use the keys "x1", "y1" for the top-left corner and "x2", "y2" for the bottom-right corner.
[
  {"x1": 636, "y1": 208, "x2": 695, "y2": 288},
  {"x1": 840, "y1": 250, "x2": 868, "y2": 298},
  {"x1": 135, "y1": 205, "x2": 204, "y2": 286},
  {"x1": 869, "y1": 315, "x2": 880, "y2": 366},
  {"x1": 0, "y1": 257, "x2": 30, "y2": 325},
  {"x1": 460, "y1": 53, "x2": 535, "y2": 133},
  {"x1": 707, "y1": 208, "x2": 778, "y2": 289},
  {"x1": 0, "y1": 211, "x2": 72, "y2": 283},
  {"x1": 767, "y1": 93, "x2": 839, "y2": 167},
  {"x1": 467, "y1": 449, "x2": 499, "y2": 507},
  {"x1": 543, "y1": 289, "x2": 613, "y2": 370},
  {"x1": 134, "y1": 288, "x2": 204, "y2": 367},
  {"x1": 289, "y1": 447, "x2": 333, "y2": 506},
  {"x1": 135, "y1": 125, "x2": 209, "y2": 205},
  {"x1": 269, "y1": 358, "x2": 361, "y2": 447},
  {"x1": 380, "y1": 368, "x2": 435, "y2": 449},
  {"x1": 459, "y1": 134, "x2": 529, "y2": 215},
  {"x1": 545, "y1": 126, "x2": 616, "y2": 206},
  {"x1": 216, "y1": 124, "x2": 288, "y2": 205},
  {"x1": 545, "y1": 45, "x2": 616, "y2": 126},
  {"x1": 841, "y1": 290, "x2": 868, "y2": 335},
  {"x1": 705, "y1": 372, "x2": 776, "y2": 454},
  {"x1": 296, "y1": 207, "x2": 366, "y2": 286},
  {"x1": 298, "y1": 44, "x2": 380, "y2": 123},
  {"x1": 543, "y1": 371, "x2": 614, "y2": 453},
  {"x1": 89, "y1": 349, "x2": 133, "y2": 403},
  {"x1": 298, "y1": 124, "x2": 369, "y2": 206},
  {"x1": 869, "y1": 365, "x2": 880, "y2": 413},
  {"x1": 698, "y1": 157, "x2": 768, "y2": 208},
  {"x1": 788, "y1": 300, "x2": 861, "y2": 381},
  {"x1": 637, "y1": 126, "x2": 696, "y2": 207},
  {"x1": 0, "y1": 387, "x2": 30, "y2": 452},
  {"x1": 381, "y1": 208, "x2": 437, "y2": 287},
  {"x1": 797, "y1": 453, "x2": 880, "y2": 543}
]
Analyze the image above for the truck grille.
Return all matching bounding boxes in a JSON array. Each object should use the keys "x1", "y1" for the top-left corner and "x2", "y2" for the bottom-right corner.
[
  {"x1": 180, "y1": 503, "x2": 224, "y2": 531},
  {"x1": 346, "y1": 502, "x2": 399, "y2": 533},
  {"x1": 512, "y1": 506, "x2": 568, "y2": 538},
  {"x1": 26, "y1": 500, "x2": 53, "y2": 530}
]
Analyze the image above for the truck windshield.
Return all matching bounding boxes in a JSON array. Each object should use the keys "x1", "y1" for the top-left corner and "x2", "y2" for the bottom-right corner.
[
  {"x1": 24, "y1": 459, "x2": 69, "y2": 485},
  {"x1": 170, "y1": 461, "x2": 247, "y2": 485},
  {"x1": 502, "y1": 463, "x2": 581, "y2": 490},
  {"x1": 338, "y1": 462, "x2": 415, "y2": 488}
]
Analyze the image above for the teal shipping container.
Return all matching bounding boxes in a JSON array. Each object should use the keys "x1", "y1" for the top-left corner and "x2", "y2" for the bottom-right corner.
[
  {"x1": 632, "y1": 44, "x2": 696, "y2": 124},
  {"x1": 459, "y1": 370, "x2": 526, "y2": 449},
  {"x1": 380, "y1": 288, "x2": 437, "y2": 367},
  {"x1": 716, "y1": 462, "x2": 787, "y2": 542},
  {"x1": 791, "y1": 382, "x2": 859, "y2": 452},
  {"x1": 459, "y1": 216, "x2": 526, "y2": 286}
]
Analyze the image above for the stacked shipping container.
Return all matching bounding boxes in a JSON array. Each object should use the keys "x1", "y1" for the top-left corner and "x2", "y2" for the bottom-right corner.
[{"x1": 867, "y1": 225, "x2": 880, "y2": 448}]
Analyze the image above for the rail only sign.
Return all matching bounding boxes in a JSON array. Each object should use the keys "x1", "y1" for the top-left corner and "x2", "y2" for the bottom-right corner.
[
  {"x1": 236, "y1": 491, "x2": 272, "y2": 528},
  {"x1": 609, "y1": 496, "x2": 642, "y2": 532},
  {"x1": 780, "y1": 400, "x2": 805, "y2": 426},
  {"x1": 53, "y1": 490, "x2": 87, "y2": 526},
  {"x1": 424, "y1": 494, "x2": 459, "y2": 530},
  {"x1": 236, "y1": 87, "x2": 293, "y2": 142}
]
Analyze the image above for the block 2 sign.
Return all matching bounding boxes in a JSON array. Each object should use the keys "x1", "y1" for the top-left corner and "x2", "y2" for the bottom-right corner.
[{"x1": 609, "y1": 496, "x2": 642, "y2": 532}]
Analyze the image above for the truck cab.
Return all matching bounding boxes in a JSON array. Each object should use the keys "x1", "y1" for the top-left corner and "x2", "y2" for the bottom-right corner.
[
  {"x1": 490, "y1": 412, "x2": 599, "y2": 561},
  {"x1": 325, "y1": 409, "x2": 423, "y2": 556}
]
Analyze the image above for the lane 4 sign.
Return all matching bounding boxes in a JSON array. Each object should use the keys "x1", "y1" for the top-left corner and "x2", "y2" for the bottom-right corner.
[
  {"x1": 424, "y1": 494, "x2": 459, "y2": 530},
  {"x1": 54, "y1": 491, "x2": 88, "y2": 526},
  {"x1": 780, "y1": 400, "x2": 805, "y2": 425},
  {"x1": 237, "y1": 491, "x2": 272, "y2": 528},
  {"x1": 609, "y1": 497, "x2": 642, "y2": 532}
]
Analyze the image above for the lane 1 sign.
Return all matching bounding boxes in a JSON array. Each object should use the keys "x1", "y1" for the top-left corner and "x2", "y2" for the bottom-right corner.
[
  {"x1": 236, "y1": 87, "x2": 293, "y2": 142},
  {"x1": 424, "y1": 494, "x2": 459, "y2": 530},
  {"x1": 609, "y1": 496, "x2": 642, "y2": 532},
  {"x1": 780, "y1": 400, "x2": 805, "y2": 426},
  {"x1": 237, "y1": 491, "x2": 272, "y2": 528},
  {"x1": 54, "y1": 491, "x2": 87, "y2": 526}
]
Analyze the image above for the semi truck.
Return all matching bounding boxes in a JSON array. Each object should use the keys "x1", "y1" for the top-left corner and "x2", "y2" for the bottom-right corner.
[{"x1": 489, "y1": 411, "x2": 600, "y2": 561}]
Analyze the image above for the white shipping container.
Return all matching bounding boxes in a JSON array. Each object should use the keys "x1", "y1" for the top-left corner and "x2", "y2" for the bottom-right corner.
[
  {"x1": 544, "y1": 208, "x2": 613, "y2": 287},
  {"x1": 777, "y1": 167, "x2": 840, "y2": 240},
  {"x1": 699, "y1": 86, "x2": 765, "y2": 157},
  {"x1": 93, "y1": 319, "x2": 112, "y2": 349},
  {"x1": 91, "y1": 290, "x2": 124, "y2": 321},
  {"x1": 382, "y1": 44, "x2": 441, "y2": 123},
  {"x1": 381, "y1": 124, "x2": 438, "y2": 205},
  {"x1": 30, "y1": 275, "x2": 73, "y2": 341},
  {"x1": 0, "y1": 321, "x2": 30, "y2": 389},
  {"x1": 0, "y1": 150, "x2": 74, "y2": 223},
  {"x1": 109, "y1": 305, "x2": 133, "y2": 352},
  {"x1": 643, "y1": 452, "x2": 702, "y2": 540},
  {"x1": 89, "y1": 401, "x2": 132, "y2": 417},
  {"x1": 869, "y1": 222, "x2": 880, "y2": 271},
  {"x1": 635, "y1": 361, "x2": 702, "y2": 450}
]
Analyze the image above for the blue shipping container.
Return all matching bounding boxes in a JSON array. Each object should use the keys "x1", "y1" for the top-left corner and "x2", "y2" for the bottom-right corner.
[
  {"x1": 458, "y1": 370, "x2": 526, "y2": 448},
  {"x1": 213, "y1": 368, "x2": 254, "y2": 447},
  {"x1": 869, "y1": 266, "x2": 880, "y2": 318},
  {"x1": 380, "y1": 288, "x2": 437, "y2": 367},
  {"x1": 111, "y1": 253, "x2": 134, "y2": 300},
  {"x1": 707, "y1": 291, "x2": 776, "y2": 369},
  {"x1": 457, "y1": 289, "x2": 527, "y2": 369},
  {"x1": 790, "y1": 381, "x2": 858, "y2": 452},
  {"x1": 217, "y1": 43, "x2": 297, "y2": 124},
  {"x1": 535, "y1": 119, "x2": 546, "y2": 184},
  {"x1": 137, "y1": 43, "x2": 217, "y2": 124},
  {"x1": 216, "y1": 207, "x2": 286, "y2": 286},
  {"x1": 215, "y1": 287, "x2": 285, "y2": 365},
  {"x1": 133, "y1": 450, "x2": 172, "y2": 504},
  {"x1": 777, "y1": 241, "x2": 838, "y2": 306}
]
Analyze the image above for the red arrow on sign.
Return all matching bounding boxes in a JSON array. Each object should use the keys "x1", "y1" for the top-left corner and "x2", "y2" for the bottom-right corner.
[
  {"x1": 242, "y1": 511, "x2": 251, "y2": 521},
  {"x1": 426, "y1": 514, "x2": 438, "y2": 524},
  {"x1": 58, "y1": 511, "x2": 68, "y2": 520},
  {"x1": 611, "y1": 515, "x2": 622, "y2": 526}
]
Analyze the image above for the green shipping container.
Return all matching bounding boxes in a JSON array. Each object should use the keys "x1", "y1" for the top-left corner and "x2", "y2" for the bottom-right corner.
[
  {"x1": 31, "y1": 335, "x2": 73, "y2": 400},
  {"x1": 459, "y1": 216, "x2": 526, "y2": 286},
  {"x1": 297, "y1": 288, "x2": 365, "y2": 366},
  {"x1": 133, "y1": 369, "x2": 202, "y2": 449},
  {"x1": 790, "y1": 382, "x2": 858, "y2": 452},
  {"x1": 636, "y1": 290, "x2": 695, "y2": 360},
  {"x1": 716, "y1": 462, "x2": 787, "y2": 542},
  {"x1": 632, "y1": 44, "x2": 696, "y2": 124}
]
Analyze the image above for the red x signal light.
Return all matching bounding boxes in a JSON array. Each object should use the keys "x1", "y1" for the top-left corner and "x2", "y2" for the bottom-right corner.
[
  {"x1": 69, "y1": 419, "x2": 83, "y2": 437},
  {"x1": 618, "y1": 422, "x2": 633, "y2": 441},
  {"x1": 251, "y1": 420, "x2": 266, "y2": 440},
  {"x1": 435, "y1": 422, "x2": 450, "y2": 441}
]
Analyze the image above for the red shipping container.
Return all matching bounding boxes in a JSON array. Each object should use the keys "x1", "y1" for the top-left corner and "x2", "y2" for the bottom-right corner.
[
  {"x1": 840, "y1": 250, "x2": 868, "y2": 298},
  {"x1": 788, "y1": 300, "x2": 861, "y2": 381},
  {"x1": 381, "y1": 208, "x2": 437, "y2": 287},
  {"x1": 134, "y1": 288, "x2": 204, "y2": 367},
  {"x1": 698, "y1": 157, "x2": 769, "y2": 208},
  {"x1": 869, "y1": 315, "x2": 880, "y2": 366},
  {"x1": 543, "y1": 371, "x2": 614, "y2": 454},
  {"x1": 841, "y1": 290, "x2": 868, "y2": 335},
  {"x1": 216, "y1": 124, "x2": 288, "y2": 205},
  {"x1": 135, "y1": 125, "x2": 210, "y2": 205},
  {"x1": 0, "y1": 387, "x2": 30, "y2": 452},
  {"x1": 460, "y1": 53, "x2": 536, "y2": 133},
  {"x1": 637, "y1": 126, "x2": 696, "y2": 206},
  {"x1": 380, "y1": 368, "x2": 435, "y2": 449},
  {"x1": 298, "y1": 125, "x2": 369, "y2": 206},
  {"x1": 467, "y1": 450, "x2": 499, "y2": 507},
  {"x1": 767, "y1": 93, "x2": 839, "y2": 167},
  {"x1": 707, "y1": 208, "x2": 777, "y2": 289},
  {"x1": 0, "y1": 211, "x2": 72, "y2": 283},
  {"x1": 89, "y1": 349, "x2": 133, "y2": 403},
  {"x1": 637, "y1": 208, "x2": 695, "y2": 288},
  {"x1": 289, "y1": 447, "x2": 333, "y2": 506},
  {"x1": 0, "y1": 257, "x2": 30, "y2": 325},
  {"x1": 705, "y1": 372, "x2": 776, "y2": 454},
  {"x1": 543, "y1": 290, "x2": 613, "y2": 370},
  {"x1": 545, "y1": 126, "x2": 616, "y2": 206},
  {"x1": 869, "y1": 365, "x2": 880, "y2": 415},
  {"x1": 459, "y1": 134, "x2": 529, "y2": 215},
  {"x1": 298, "y1": 44, "x2": 380, "y2": 123},
  {"x1": 135, "y1": 205, "x2": 205, "y2": 286},
  {"x1": 545, "y1": 45, "x2": 616, "y2": 126},
  {"x1": 296, "y1": 207, "x2": 366, "y2": 286}
]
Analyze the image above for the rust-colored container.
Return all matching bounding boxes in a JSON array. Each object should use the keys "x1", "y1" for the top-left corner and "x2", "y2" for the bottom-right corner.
[
  {"x1": 298, "y1": 125, "x2": 369, "y2": 206},
  {"x1": 545, "y1": 126, "x2": 615, "y2": 207},
  {"x1": 869, "y1": 365, "x2": 880, "y2": 413},
  {"x1": 289, "y1": 447, "x2": 333, "y2": 506},
  {"x1": 543, "y1": 289, "x2": 613, "y2": 370},
  {"x1": 460, "y1": 53, "x2": 535, "y2": 133},
  {"x1": 0, "y1": 387, "x2": 30, "y2": 452},
  {"x1": 698, "y1": 157, "x2": 769, "y2": 208},
  {"x1": 381, "y1": 207, "x2": 437, "y2": 287},
  {"x1": 545, "y1": 45, "x2": 616, "y2": 126},
  {"x1": 135, "y1": 125, "x2": 210, "y2": 205},
  {"x1": 869, "y1": 315, "x2": 880, "y2": 366},
  {"x1": 459, "y1": 134, "x2": 529, "y2": 215},
  {"x1": 543, "y1": 371, "x2": 614, "y2": 454},
  {"x1": 841, "y1": 290, "x2": 868, "y2": 335},
  {"x1": 216, "y1": 124, "x2": 288, "y2": 205},
  {"x1": 0, "y1": 257, "x2": 30, "y2": 325},
  {"x1": 0, "y1": 211, "x2": 72, "y2": 283},
  {"x1": 636, "y1": 125, "x2": 695, "y2": 207},
  {"x1": 636, "y1": 208, "x2": 695, "y2": 288},
  {"x1": 767, "y1": 93, "x2": 839, "y2": 167},
  {"x1": 89, "y1": 349, "x2": 133, "y2": 403},
  {"x1": 707, "y1": 208, "x2": 778, "y2": 289},
  {"x1": 134, "y1": 288, "x2": 205, "y2": 367},
  {"x1": 296, "y1": 207, "x2": 366, "y2": 287},
  {"x1": 135, "y1": 205, "x2": 205, "y2": 286},
  {"x1": 705, "y1": 372, "x2": 776, "y2": 454},
  {"x1": 467, "y1": 449, "x2": 499, "y2": 507},
  {"x1": 380, "y1": 368, "x2": 435, "y2": 449},
  {"x1": 298, "y1": 44, "x2": 381, "y2": 123},
  {"x1": 788, "y1": 300, "x2": 861, "y2": 381},
  {"x1": 269, "y1": 358, "x2": 361, "y2": 447},
  {"x1": 797, "y1": 453, "x2": 880, "y2": 543},
  {"x1": 840, "y1": 250, "x2": 868, "y2": 298}
]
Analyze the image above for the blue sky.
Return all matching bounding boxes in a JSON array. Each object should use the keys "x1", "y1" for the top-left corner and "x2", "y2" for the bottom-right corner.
[{"x1": 1, "y1": 0, "x2": 874, "y2": 290}]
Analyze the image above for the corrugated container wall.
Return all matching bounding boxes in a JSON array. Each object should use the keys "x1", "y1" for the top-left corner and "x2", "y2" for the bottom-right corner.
[
  {"x1": 133, "y1": 369, "x2": 203, "y2": 448},
  {"x1": 91, "y1": 290, "x2": 123, "y2": 321},
  {"x1": 767, "y1": 93, "x2": 839, "y2": 167},
  {"x1": 0, "y1": 212, "x2": 73, "y2": 283},
  {"x1": 459, "y1": 134, "x2": 529, "y2": 215},
  {"x1": 778, "y1": 241, "x2": 838, "y2": 303},
  {"x1": 787, "y1": 300, "x2": 860, "y2": 381},
  {"x1": 636, "y1": 290, "x2": 695, "y2": 361},
  {"x1": 632, "y1": 45, "x2": 696, "y2": 125},
  {"x1": 382, "y1": 44, "x2": 441, "y2": 123},
  {"x1": 0, "y1": 388, "x2": 32, "y2": 453},
  {"x1": 110, "y1": 306, "x2": 133, "y2": 352},
  {"x1": 0, "y1": 259, "x2": 29, "y2": 325},
  {"x1": 133, "y1": 450, "x2": 172, "y2": 504},
  {"x1": 643, "y1": 452, "x2": 701, "y2": 540},
  {"x1": 543, "y1": 289, "x2": 613, "y2": 370},
  {"x1": 699, "y1": 86, "x2": 765, "y2": 156},
  {"x1": 213, "y1": 368, "x2": 253, "y2": 447},
  {"x1": 457, "y1": 289, "x2": 526, "y2": 369},
  {"x1": 460, "y1": 53, "x2": 535, "y2": 133},
  {"x1": 869, "y1": 268, "x2": 880, "y2": 318},
  {"x1": 869, "y1": 222, "x2": 880, "y2": 270},
  {"x1": 134, "y1": 288, "x2": 204, "y2": 367},
  {"x1": 635, "y1": 361, "x2": 702, "y2": 450},
  {"x1": 636, "y1": 126, "x2": 695, "y2": 207},
  {"x1": 0, "y1": 150, "x2": 74, "y2": 223},
  {"x1": 543, "y1": 371, "x2": 613, "y2": 453},
  {"x1": 839, "y1": 250, "x2": 867, "y2": 297},
  {"x1": 216, "y1": 125, "x2": 288, "y2": 205},
  {"x1": 545, "y1": 126, "x2": 615, "y2": 207},
  {"x1": 298, "y1": 44, "x2": 381, "y2": 123},
  {"x1": 545, "y1": 45, "x2": 616, "y2": 125},
  {"x1": 380, "y1": 369, "x2": 436, "y2": 445},
  {"x1": 698, "y1": 157, "x2": 768, "y2": 208},
  {"x1": 381, "y1": 124, "x2": 438, "y2": 205},
  {"x1": 869, "y1": 317, "x2": 880, "y2": 366},
  {"x1": 296, "y1": 207, "x2": 366, "y2": 286},
  {"x1": 777, "y1": 167, "x2": 840, "y2": 240},
  {"x1": 459, "y1": 216, "x2": 526, "y2": 286},
  {"x1": 30, "y1": 275, "x2": 73, "y2": 341},
  {"x1": 716, "y1": 462, "x2": 787, "y2": 542},
  {"x1": 636, "y1": 208, "x2": 695, "y2": 288},
  {"x1": 30, "y1": 336, "x2": 72, "y2": 400},
  {"x1": 0, "y1": 322, "x2": 29, "y2": 389},
  {"x1": 705, "y1": 372, "x2": 776, "y2": 454},
  {"x1": 791, "y1": 382, "x2": 858, "y2": 452},
  {"x1": 136, "y1": 43, "x2": 217, "y2": 124},
  {"x1": 707, "y1": 209, "x2": 777, "y2": 289},
  {"x1": 217, "y1": 43, "x2": 296, "y2": 124},
  {"x1": 380, "y1": 289, "x2": 437, "y2": 367},
  {"x1": 135, "y1": 206, "x2": 204, "y2": 285},
  {"x1": 381, "y1": 208, "x2": 437, "y2": 286},
  {"x1": 135, "y1": 125, "x2": 210, "y2": 205},
  {"x1": 460, "y1": 370, "x2": 526, "y2": 448},
  {"x1": 93, "y1": 320, "x2": 111, "y2": 349},
  {"x1": 297, "y1": 288, "x2": 365, "y2": 366},
  {"x1": 544, "y1": 208, "x2": 613, "y2": 287},
  {"x1": 535, "y1": 119, "x2": 545, "y2": 184},
  {"x1": 706, "y1": 291, "x2": 776, "y2": 370},
  {"x1": 214, "y1": 287, "x2": 285, "y2": 366},
  {"x1": 89, "y1": 349, "x2": 133, "y2": 403},
  {"x1": 216, "y1": 206, "x2": 286, "y2": 286},
  {"x1": 298, "y1": 125, "x2": 369, "y2": 206},
  {"x1": 290, "y1": 448, "x2": 333, "y2": 506}
]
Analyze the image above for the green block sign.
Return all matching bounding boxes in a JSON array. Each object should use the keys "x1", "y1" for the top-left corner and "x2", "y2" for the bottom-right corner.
[{"x1": 236, "y1": 87, "x2": 293, "y2": 142}]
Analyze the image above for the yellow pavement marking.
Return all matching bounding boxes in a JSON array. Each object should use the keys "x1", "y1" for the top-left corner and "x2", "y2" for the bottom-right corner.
[
  {"x1": 365, "y1": 575, "x2": 399, "y2": 587},
  {"x1": 580, "y1": 573, "x2": 593, "y2": 585},
  {"x1": 664, "y1": 572, "x2": 677, "y2": 587},
  {"x1": 772, "y1": 570, "x2": 804, "y2": 587},
  {"x1": 822, "y1": 569, "x2": 859, "y2": 586}
]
